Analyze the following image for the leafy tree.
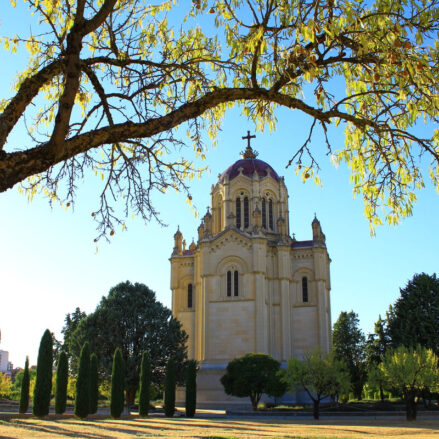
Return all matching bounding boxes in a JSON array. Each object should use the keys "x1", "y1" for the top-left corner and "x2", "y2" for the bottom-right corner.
[
  {"x1": 2, "y1": 1, "x2": 439, "y2": 237},
  {"x1": 89, "y1": 353, "x2": 99, "y2": 415},
  {"x1": 67, "y1": 376, "x2": 77, "y2": 400},
  {"x1": 365, "y1": 315, "x2": 389, "y2": 401},
  {"x1": 164, "y1": 357, "x2": 176, "y2": 417},
  {"x1": 61, "y1": 307, "x2": 87, "y2": 367},
  {"x1": 333, "y1": 311, "x2": 367, "y2": 399},
  {"x1": 386, "y1": 273, "x2": 439, "y2": 355},
  {"x1": 283, "y1": 350, "x2": 351, "y2": 419},
  {"x1": 51, "y1": 332, "x2": 63, "y2": 365},
  {"x1": 380, "y1": 345, "x2": 439, "y2": 421},
  {"x1": 138, "y1": 352, "x2": 151, "y2": 417},
  {"x1": 367, "y1": 364, "x2": 387, "y2": 403},
  {"x1": 0, "y1": 372, "x2": 12, "y2": 399},
  {"x1": 185, "y1": 360, "x2": 197, "y2": 418},
  {"x1": 33, "y1": 329, "x2": 53, "y2": 418},
  {"x1": 110, "y1": 348, "x2": 125, "y2": 419},
  {"x1": 19, "y1": 356, "x2": 30, "y2": 413},
  {"x1": 55, "y1": 351, "x2": 68, "y2": 414},
  {"x1": 366, "y1": 315, "x2": 389, "y2": 365},
  {"x1": 74, "y1": 342, "x2": 90, "y2": 419},
  {"x1": 220, "y1": 353, "x2": 286, "y2": 411},
  {"x1": 98, "y1": 379, "x2": 111, "y2": 401},
  {"x1": 13, "y1": 366, "x2": 36, "y2": 393},
  {"x1": 70, "y1": 281, "x2": 187, "y2": 406}
]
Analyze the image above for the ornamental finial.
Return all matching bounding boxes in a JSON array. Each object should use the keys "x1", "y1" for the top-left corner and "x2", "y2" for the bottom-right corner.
[{"x1": 240, "y1": 131, "x2": 258, "y2": 159}]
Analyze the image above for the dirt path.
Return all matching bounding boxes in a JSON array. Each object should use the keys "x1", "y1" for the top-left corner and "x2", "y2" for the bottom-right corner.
[{"x1": 1, "y1": 415, "x2": 439, "y2": 438}]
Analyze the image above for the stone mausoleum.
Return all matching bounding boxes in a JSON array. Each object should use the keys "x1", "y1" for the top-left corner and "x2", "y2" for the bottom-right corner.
[{"x1": 170, "y1": 134, "x2": 332, "y2": 406}]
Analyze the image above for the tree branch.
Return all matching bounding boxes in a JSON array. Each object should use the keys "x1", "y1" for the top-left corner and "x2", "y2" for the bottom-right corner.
[
  {"x1": 0, "y1": 61, "x2": 63, "y2": 149},
  {"x1": 0, "y1": 86, "x2": 384, "y2": 192}
]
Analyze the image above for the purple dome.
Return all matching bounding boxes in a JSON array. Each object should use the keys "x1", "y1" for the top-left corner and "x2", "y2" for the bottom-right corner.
[{"x1": 220, "y1": 158, "x2": 280, "y2": 182}]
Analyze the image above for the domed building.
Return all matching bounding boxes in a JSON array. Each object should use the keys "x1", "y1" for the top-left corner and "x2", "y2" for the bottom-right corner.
[{"x1": 170, "y1": 136, "x2": 332, "y2": 406}]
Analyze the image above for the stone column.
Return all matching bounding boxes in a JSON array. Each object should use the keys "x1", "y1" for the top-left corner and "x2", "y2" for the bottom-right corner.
[
  {"x1": 316, "y1": 280, "x2": 329, "y2": 353},
  {"x1": 252, "y1": 238, "x2": 268, "y2": 353},
  {"x1": 277, "y1": 245, "x2": 292, "y2": 361},
  {"x1": 280, "y1": 279, "x2": 291, "y2": 361},
  {"x1": 254, "y1": 272, "x2": 267, "y2": 353},
  {"x1": 194, "y1": 248, "x2": 207, "y2": 362},
  {"x1": 313, "y1": 248, "x2": 330, "y2": 353},
  {"x1": 197, "y1": 275, "x2": 208, "y2": 361}
]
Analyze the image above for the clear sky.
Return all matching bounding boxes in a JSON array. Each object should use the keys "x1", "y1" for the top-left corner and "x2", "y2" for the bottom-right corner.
[{"x1": 1, "y1": 1, "x2": 438, "y2": 369}]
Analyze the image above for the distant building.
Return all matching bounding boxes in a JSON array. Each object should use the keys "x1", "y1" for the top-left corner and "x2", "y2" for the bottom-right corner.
[
  {"x1": 170, "y1": 139, "x2": 332, "y2": 406},
  {"x1": 0, "y1": 349, "x2": 12, "y2": 376},
  {"x1": 0, "y1": 330, "x2": 13, "y2": 377}
]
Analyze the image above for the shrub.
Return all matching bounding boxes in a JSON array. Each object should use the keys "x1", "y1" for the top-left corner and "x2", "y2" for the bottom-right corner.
[
  {"x1": 33, "y1": 330, "x2": 53, "y2": 417},
  {"x1": 164, "y1": 357, "x2": 176, "y2": 417},
  {"x1": 89, "y1": 353, "x2": 99, "y2": 414},
  {"x1": 74, "y1": 342, "x2": 90, "y2": 418},
  {"x1": 185, "y1": 360, "x2": 197, "y2": 417},
  {"x1": 110, "y1": 348, "x2": 125, "y2": 418},
  {"x1": 139, "y1": 352, "x2": 151, "y2": 417},
  {"x1": 55, "y1": 351, "x2": 68, "y2": 414},
  {"x1": 19, "y1": 357, "x2": 30, "y2": 413},
  {"x1": 0, "y1": 372, "x2": 12, "y2": 399}
]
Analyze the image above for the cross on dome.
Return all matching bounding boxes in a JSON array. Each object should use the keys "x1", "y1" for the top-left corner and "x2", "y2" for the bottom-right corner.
[{"x1": 240, "y1": 130, "x2": 258, "y2": 159}]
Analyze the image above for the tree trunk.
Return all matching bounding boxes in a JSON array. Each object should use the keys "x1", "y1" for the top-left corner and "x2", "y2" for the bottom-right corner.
[
  {"x1": 250, "y1": 394, "x2": 259, "y2": 411},
  {"x1": 405, "y1": 395, "x2": 418, "y2": 421},
  {"x1": 126, "y1": 388, "x2": 136, "y2": 408},
  {"x1": 379, "y1": 384, "x2": 384, "y2": 402},
  {"x1": 353, "y1": 384, "x2": 363, "y2": 401},
  {"x1": 313, "y1": 400, "x2": 320, "y2": 420}
]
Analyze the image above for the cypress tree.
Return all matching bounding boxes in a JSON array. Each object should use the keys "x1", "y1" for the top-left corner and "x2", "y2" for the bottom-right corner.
[
  {"x1": 164, "y1": 357, "x2": 176, "y2": 417},
  {"x1": 89, "y1": 353, "x2": 99, "y2": 415},
  {"x1": 110, "y1": 348, "x2": 125, "y2": 418},
  {"x1": 138, "y1": 352, "x2": 151, "y2": 416},
  {"x1": 55, "y1": 351, "x2": 68, "y2": 414},
  {"x1": 74, "y1": 342, "x2": 90, "y2": 419},
  {"x1": 185, "y1": 360, "x2": 197, "y2": 417},
  {"x1": 19, "y1": 356, "x2": 30, "y2": 414},
  {"x1": 33, "y1": 329, "x2": 53, "y2": 417}
]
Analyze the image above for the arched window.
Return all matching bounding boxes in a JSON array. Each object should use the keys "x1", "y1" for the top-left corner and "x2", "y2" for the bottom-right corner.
[
  {"x1": 262, "y1": 198, "x2": 267, "y2": 229},
  {"x1": 227, "y1": 271, "x2": 232, "y2": 296},
  {"x1": 269, "y1": 199, "x2": 274, "y2": 230},
  {"x1": 235, "y1": 198, "x2": 241, "y2": 229},
  {"x1": 302, "y1": 277, "x2": 308, "y2": 303},
  {"x1": 187, "y1": 284, "x2": 193, "y2": 308},
  {"x1": 234, "y1": 270, "x2": 239, "y2": 296},
  {"x1": 244, "y1": 197, "x2": 249, "y2": 228}
]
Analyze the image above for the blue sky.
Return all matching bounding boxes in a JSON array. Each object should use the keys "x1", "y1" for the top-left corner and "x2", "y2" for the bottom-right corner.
[{"x1": 1, "y1": 1, "x2": 438, "y2": 368}]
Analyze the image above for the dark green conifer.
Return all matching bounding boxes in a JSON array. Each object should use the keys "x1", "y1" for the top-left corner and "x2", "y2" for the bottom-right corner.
[
  {"x1": 74, "y1": 342, "x2": 90, "y2": 418},
  {"x1": 164, "y1": 357, "x2": 176, "y2": 417},
  {"x1": 110, "y1": 348, "x2": 125, "y2": 418},
  {"x1": 19, "y1": 356, "x2": 30, "y2": 414},
  {"x1": 33, "y1": 329, "x2": 53, "y2": 417},
  {"x1": 55, "y1": 351, "x2": 68, "y2": 414},
  {"x1": 89, "y1": 353, "x2": 99, "y2": 415},
  {"x1": 138, "y1": 352, "x2": 151, "y2": 416},
  {"x1": 185, "y1": 360, "x2": 197, "y2": 417}
]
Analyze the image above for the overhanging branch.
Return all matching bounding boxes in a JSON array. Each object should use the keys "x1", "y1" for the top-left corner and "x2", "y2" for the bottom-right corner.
[{"x1": 0, "y1": 86, "x2": 384, "y2": 192}]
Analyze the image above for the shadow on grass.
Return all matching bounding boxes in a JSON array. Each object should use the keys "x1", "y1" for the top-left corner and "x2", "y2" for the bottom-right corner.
[
  {"x1": 200, "y1": 437, "x2": 345, "y2": 439},
  {"x1": 6, "y1": 419, "x2": 102, "y2": 438}
]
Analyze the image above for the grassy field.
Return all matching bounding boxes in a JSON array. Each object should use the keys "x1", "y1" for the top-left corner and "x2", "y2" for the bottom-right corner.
[{"x1": 0, "y1": 415, "x2": 439, "y2": 438}]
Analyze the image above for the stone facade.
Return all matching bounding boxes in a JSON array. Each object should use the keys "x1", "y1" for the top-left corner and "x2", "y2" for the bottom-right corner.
[{"x1": 170, "y1": 145, "x2": 332, "y2": 406}]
